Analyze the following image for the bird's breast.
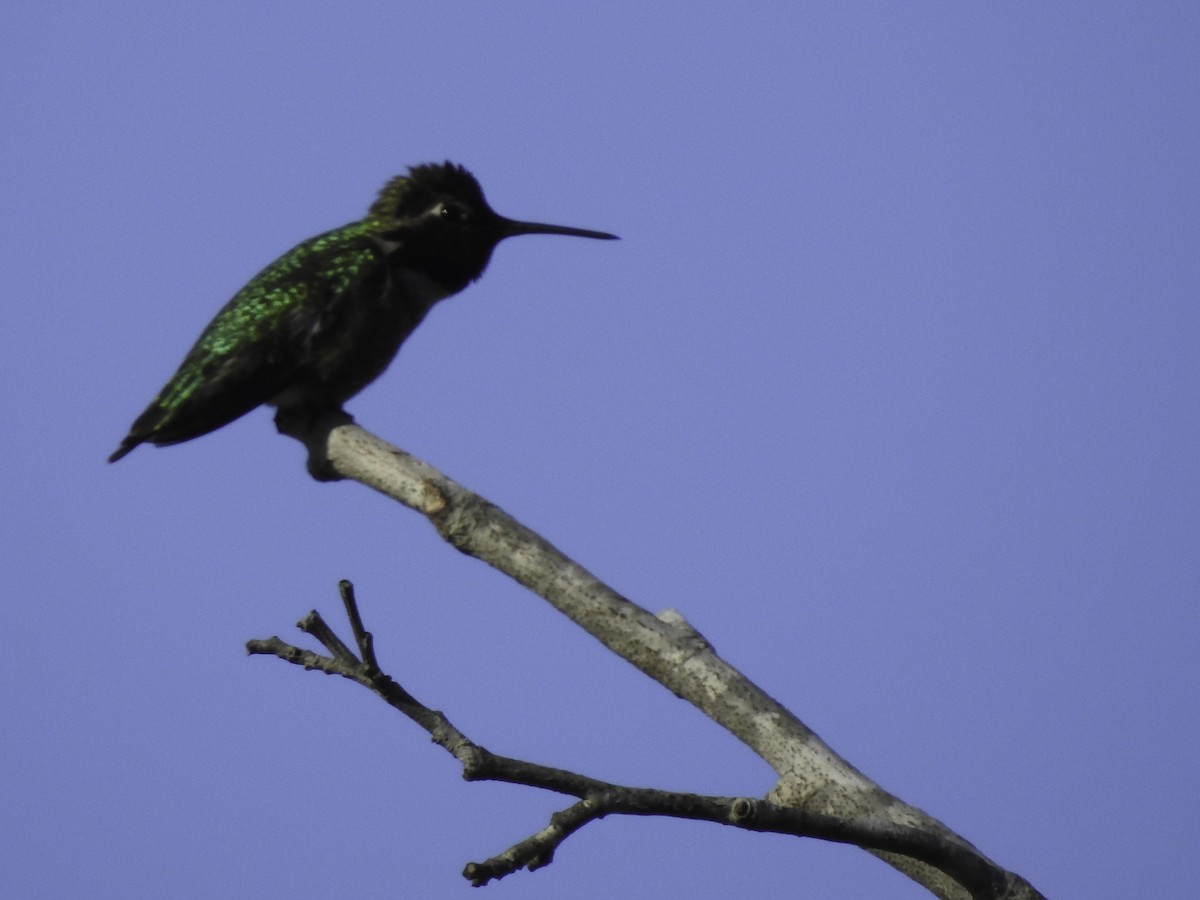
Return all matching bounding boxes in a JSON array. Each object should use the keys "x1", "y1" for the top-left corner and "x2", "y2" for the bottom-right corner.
[{"x1": 279, "y1": 267, "x2": 454, "y2": 410}]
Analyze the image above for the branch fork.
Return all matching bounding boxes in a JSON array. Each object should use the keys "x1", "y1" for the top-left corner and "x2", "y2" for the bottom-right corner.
[
  {"x1": 245, "y1": 417, "x2": 1046, "y2": 899},
  {"x1": 249, "y1": 579, "x2": 1041, "y2": 898}
]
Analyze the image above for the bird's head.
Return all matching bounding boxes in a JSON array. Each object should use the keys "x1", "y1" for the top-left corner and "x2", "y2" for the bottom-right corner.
[{"x1": 368, "y1": 162, "x2": 616, "y2": 293}]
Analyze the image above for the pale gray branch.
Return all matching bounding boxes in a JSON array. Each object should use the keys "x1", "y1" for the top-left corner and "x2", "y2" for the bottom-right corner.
[{"x1": 267, "y1": 412, "x2": 1045, "y2": 900}]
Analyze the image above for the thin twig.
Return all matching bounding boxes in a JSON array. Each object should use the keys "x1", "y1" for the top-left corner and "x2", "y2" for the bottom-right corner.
[
  {"x1": 248, "y1": 582, "x2": 1044, "y2": 899},
  {"x1": 337, "y1": 579, "x2": 378, "y2": 670}
]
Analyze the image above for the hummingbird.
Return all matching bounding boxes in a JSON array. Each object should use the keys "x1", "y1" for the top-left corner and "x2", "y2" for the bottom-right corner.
[{"x1": 108, "y1": 162, "x2": 616, "y2": 463}]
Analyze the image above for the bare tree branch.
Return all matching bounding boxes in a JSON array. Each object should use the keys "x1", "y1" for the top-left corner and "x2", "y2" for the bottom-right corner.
[
  {"x1": 262, "y1": 412, "x2": 1046, "y2": 899},
  {"x1": 248, "y1": 590, "x2": 1039, "y2": 897}
]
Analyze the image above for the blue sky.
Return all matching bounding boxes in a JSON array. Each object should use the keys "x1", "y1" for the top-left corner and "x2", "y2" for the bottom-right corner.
[{"x1": 3, "y1": 3, "x2": 1198, "y2": 897}]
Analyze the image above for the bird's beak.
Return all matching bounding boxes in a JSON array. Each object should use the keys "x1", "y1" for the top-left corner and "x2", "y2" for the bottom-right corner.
[{"x1": 498, "y1": 217, "x2": 618, "y2": 241}]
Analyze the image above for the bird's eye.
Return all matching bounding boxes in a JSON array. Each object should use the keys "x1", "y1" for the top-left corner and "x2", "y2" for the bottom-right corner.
[{"x1": 438, "y1": 203, "x2": 464, "y2": 221}]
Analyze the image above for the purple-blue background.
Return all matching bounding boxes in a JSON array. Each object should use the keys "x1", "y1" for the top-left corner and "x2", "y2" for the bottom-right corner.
[{"x1": 4, "y1": 4, "x2": 1198, "y2": 897}]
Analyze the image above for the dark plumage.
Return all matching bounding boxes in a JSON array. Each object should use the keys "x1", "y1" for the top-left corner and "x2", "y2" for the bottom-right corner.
[{"x1": 109, "y1": 163, "x2": 616, "y2": 462}]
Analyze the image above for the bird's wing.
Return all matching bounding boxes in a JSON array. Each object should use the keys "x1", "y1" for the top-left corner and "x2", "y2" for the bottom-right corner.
[{"x1": 110, "y1": 227, "x2": 386, "y2": 459}]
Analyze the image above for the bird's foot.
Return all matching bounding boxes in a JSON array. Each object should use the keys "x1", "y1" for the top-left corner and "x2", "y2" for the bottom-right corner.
[{"x1": 274, "y1": 406, "x2": 354, "y2": 482}]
